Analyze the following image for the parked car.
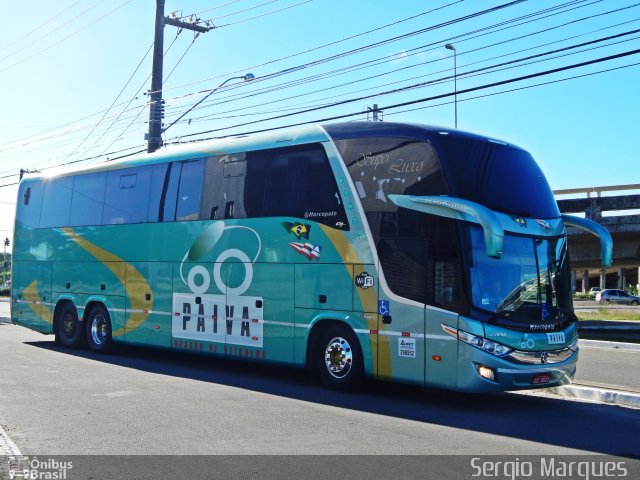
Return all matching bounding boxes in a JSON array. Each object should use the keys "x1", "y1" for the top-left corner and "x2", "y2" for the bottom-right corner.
[
  {"x1": 588, "y1": 287, "x2": 602, "y2": 298},
  {"x1": 595, "y1": 289, "x2": 640, "y2": 305}
]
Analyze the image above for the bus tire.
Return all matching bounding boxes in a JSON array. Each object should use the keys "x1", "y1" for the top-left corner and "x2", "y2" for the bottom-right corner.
[
  {"x1": 316, "y1": 324, "x2": 364, "y2": 392},
  {"x1": 55, "y1": 303, "x2": 83, "y2": 348},
  {"x1": 86, "y1": 304, "x2": 112, "y2": 353}
]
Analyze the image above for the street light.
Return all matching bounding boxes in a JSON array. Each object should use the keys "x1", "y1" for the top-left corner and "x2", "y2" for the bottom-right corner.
[
  {"x1": 162, "y1": 73, "x2": 255, "y2": 136},
  {"x1": 445, "y1": 43, "x2": 457, "y2": 129}
]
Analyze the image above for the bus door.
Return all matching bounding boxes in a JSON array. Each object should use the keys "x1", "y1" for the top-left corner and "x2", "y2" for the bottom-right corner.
[
  {"x1": 423, "y1": 257, "x2": 463, "y2": 389},
  {"x1": 14, "y1": 261, "x2": 52, "y2": 333},
  {"x1": 375, "y1": 289, "x2": 426, "y2": 385},
  {"x1": 372, "y1": 234, "x2": 427, "y2": 385}
]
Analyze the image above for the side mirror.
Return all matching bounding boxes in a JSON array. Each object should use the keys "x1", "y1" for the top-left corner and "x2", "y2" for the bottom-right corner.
[
  {"x1": 561, "y1": 214, "x2": 613, "y2": 267},
  {"x1": 388, "y1": 195, "x2": 504, "y2": 259}
]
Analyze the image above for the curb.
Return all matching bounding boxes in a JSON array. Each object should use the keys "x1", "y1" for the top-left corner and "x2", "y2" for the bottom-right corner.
[{"x1": 548, "y1": 384, "x2": 640, "y2": 409}]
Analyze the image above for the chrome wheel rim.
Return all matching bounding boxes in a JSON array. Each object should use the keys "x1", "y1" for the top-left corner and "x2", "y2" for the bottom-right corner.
[
  {"x1": 324, "y1": 336, "x2": 352, "y2": 379},
  {"x1": 91, "y1": 314, "x2": 107, "y2": 345}
]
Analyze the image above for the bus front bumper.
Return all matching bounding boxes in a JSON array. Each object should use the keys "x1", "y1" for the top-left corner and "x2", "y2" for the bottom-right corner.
[{"x1": 456, "y1": 343, "x2": 579, "y2": 393}]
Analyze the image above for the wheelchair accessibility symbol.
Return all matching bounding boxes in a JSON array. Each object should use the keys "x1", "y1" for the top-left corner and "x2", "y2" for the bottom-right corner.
[{"x1": 378, "y1": 300, "x2": 390, "y2": 315}]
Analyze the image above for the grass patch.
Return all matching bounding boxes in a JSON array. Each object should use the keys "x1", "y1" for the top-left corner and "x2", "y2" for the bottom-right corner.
[{"x1": 576, "y1": 307, "x2": 640, "y2": 321}]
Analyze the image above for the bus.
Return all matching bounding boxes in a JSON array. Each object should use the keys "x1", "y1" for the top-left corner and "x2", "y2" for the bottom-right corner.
[{"x1": 11, "y1": 122, "x2": 612, "y2": 393}]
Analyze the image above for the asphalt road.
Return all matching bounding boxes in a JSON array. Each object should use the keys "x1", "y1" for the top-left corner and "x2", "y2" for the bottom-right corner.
[
  {"x1": 1, "y1": 315, "x2": 639, "y2": 458},
  {"x1": 574, "y1": 342, "x2": 640, "y2": 391}
]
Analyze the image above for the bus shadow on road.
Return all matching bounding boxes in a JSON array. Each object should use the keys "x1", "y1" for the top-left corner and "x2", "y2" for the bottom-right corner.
[{"x1": 25, "y1": 338, "x2": 640, "y2": 458}]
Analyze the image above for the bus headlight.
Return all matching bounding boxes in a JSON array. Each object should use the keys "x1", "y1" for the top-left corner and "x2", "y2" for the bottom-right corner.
[{"x1": 441, "y1": 324, "x2": 513, "y2": 357}]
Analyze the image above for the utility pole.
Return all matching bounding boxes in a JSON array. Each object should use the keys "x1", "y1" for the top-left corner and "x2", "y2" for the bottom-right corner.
[
  {"x1": 147, "y1": 0, "x2": 212, "y2": 153},
  {"x1": 367, "y1": 104, "x2": 383, "y2": 121},
  {"x1": 19, "y1": 168, "x2": 39, "y2": 181}
]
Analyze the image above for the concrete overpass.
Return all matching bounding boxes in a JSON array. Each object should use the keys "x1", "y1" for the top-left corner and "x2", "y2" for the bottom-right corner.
[{"x1": 555, "y1": 184, "x2": 640, "y2": 292}]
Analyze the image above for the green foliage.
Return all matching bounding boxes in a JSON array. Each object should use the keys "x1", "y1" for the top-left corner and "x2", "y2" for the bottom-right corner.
[
  {"x1": 628, "y1": 283, "x2": 639, "y2": 296},
  {"x1": 573, "y1": 292, "x2": 592, "y2": 301},
  {"x1": 576, "y1": 309, "x2": 640, "y2": 321}
]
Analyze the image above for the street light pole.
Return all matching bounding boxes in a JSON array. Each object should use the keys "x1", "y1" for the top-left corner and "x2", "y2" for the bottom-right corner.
[
  {"x1": 162, "y1": 73, "x2": 255, "y2": 135},
  {"x1": 445, "y1": 43, "x2": 457, "y2": 129}
]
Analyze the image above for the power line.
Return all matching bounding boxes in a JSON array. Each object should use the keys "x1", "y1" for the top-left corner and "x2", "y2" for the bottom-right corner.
[
  {"x1": 209, "y1": 0, "x2": 278, "y2": 21},
  {"x1": 386, "y1": 60, "x2": 640, "y2": 117},
  {"x1": 182, "y1": 0, "x2": 244, "y2": 18},
  {"x1": 0, "y1": 0, "x2": 133, "y2": 74},
  {"x1": 216, "y1": 0, "x2": 314, "y2": 28},
  {"x1": 160, "y1": 0, "x2": 601, "y2": 120},
  {"x1": 2, "y1": 0, "x2": 634, "y2": 175},
  {"x1": 178, "y1": 14, "x2": 639, "y2": 124},
  {"x1": 0, "y1": 0, "x2": 85, "y2": 55},
  {"x1": 161, "y1": 0, "x2": 464, "y2": 95},
  {"x1": 63, "y1": 42, "x2": 154, "y2": 161},
  {"x1": 157, "y1": 0, "x2": 525, "y2": 98},
  {"x1": 0, "y1": 0, "x2": 107, "y2": 62},
  {"x1": 5, "y1": 57, "x2": 638, "y2": 187},
  {"x1": 177, "y1": 47, "x2": 640, "y2": 140},
  {"x1": 183, "y1": 27, "x2": 640, "y2": 124},
  {"x1": 0, "y1": 0, "x2": 470, "y2": 157}
]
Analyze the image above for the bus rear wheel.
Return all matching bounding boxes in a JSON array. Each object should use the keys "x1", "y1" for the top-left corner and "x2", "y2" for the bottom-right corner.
[
  {"x1": 316, "y1": 325, "x2": 364, "y2": 392},
  {"x1": 55, "y1": 303, "x2": 83, "y2": 348},
  {"x1": 86, "y1": 305, "x2": 112, "y2": 353}
]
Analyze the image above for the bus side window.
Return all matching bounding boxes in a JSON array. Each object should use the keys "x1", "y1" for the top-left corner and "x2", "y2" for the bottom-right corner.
[
  {"x1": 40, "y1": 176, "x2": 74, "y2": 228},
  {"x1": 103, "y1": 166, "x2": 152, "y2": 224},
  {"x1": 264, "y1": 153, "x2": 297, "y2": 217},
  {"x1": 175, "y1": 159, "x2": 205, "y2": 222},
  {"x1": 148, "y1": 162, "x2": 181, "y2": 222},
  {"x1": 69, "y1": 172, "x2": 107, "y2": 227},
  {"x1": 263, "y1": 144, "x2": 348, "y2": 228},
  {"x1": 201, "y1": 152, "x2": 259, "y2": 220},
  {"x1": 297, "y1": 148, "x2": 349, "y2": 229},
  {"x1": 16, "y1": 182, "x2": 43, "y2": 228}
]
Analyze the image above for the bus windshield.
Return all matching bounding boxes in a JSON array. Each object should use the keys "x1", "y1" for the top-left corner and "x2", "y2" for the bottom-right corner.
[{"x1": 468, "y1": 225, "x2": 573, "y2": 328}]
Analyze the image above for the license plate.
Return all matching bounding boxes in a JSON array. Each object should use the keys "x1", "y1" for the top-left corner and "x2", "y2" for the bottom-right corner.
[
  {"x1": 546, "y1": 332, "x2": 565, "y2": 345},
  {"x1": 531, "y1": 373, "x2": 552, "y2": 385}
]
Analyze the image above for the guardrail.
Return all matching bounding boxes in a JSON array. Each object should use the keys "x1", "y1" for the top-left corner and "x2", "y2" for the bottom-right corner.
[{"x1": 554, "y1": 183, "x2": 640, "y2": 198}]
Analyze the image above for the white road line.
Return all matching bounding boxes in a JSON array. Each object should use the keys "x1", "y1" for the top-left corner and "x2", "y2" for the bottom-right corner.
[
  {"x1": 579, "y1": 339, "x2": 640, "y2": 352},
  {"x1": 0, "y1": 424, "x2": 22, "y2": 456}
]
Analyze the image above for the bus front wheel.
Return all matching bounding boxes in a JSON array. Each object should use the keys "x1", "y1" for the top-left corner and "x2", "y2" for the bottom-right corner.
[
  {"x1": 86, "y1": 305, "x2": 113, "y2": 353},
  {"x1": 316, "y1": 325, "x2": 364, "y2": 392},
  {"x1": 55, "y1": 303, "x2": 83, "y2": 348}
]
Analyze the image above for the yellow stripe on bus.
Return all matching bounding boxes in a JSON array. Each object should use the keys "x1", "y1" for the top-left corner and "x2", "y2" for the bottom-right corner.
[
  {"x1": 319, "y1": 225, "x2": 391, "y2": 379},
  {"x1": 24, "y1": 280, "x2": 53, "y2": 325},
  {"x1": 61, "y1": 228, "x2": 151, "y2": 337}
]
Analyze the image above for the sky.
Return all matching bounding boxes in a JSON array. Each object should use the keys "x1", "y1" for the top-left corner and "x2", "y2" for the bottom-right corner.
[{"x1": 1, "y1": 0, "x2": 639, "y2": 249}]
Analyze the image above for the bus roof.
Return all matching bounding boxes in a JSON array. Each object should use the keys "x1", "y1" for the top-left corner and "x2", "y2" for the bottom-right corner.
[{"x1": 19, "y1": 121, "x2": 519, "y2": 183}]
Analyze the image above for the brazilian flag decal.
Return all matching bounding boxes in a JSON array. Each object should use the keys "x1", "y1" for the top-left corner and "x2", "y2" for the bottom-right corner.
[{"x1": 281, "y1": 222, "x2": 311, "y2": 239}]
